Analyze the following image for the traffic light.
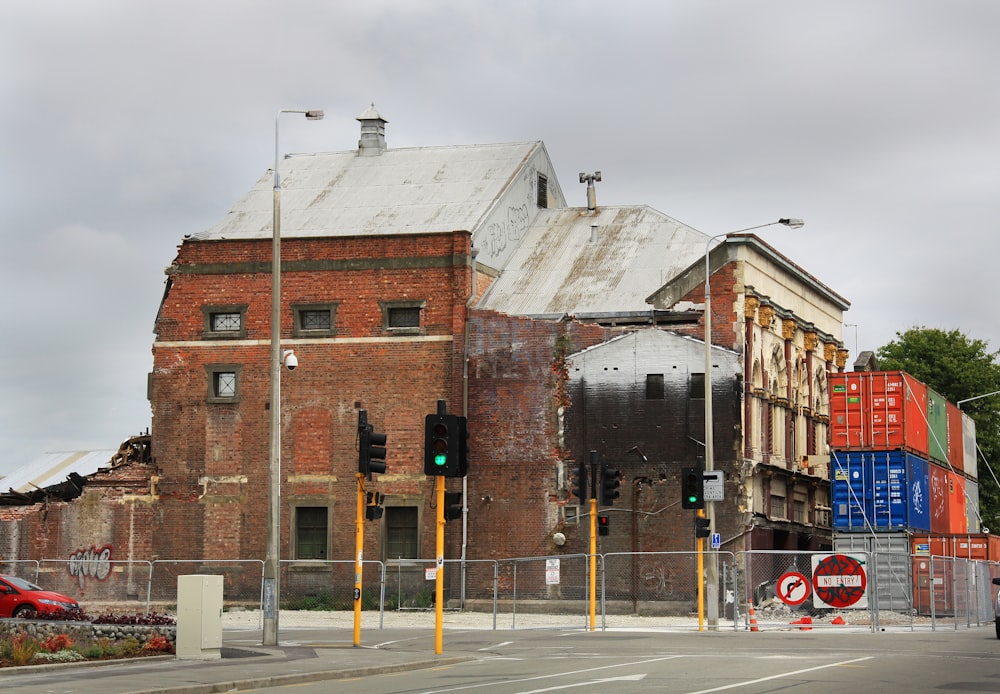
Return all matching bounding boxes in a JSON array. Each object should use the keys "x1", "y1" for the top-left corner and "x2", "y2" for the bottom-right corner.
[
  {"x1": 695, "y1": 516, "x2": 710, "y2": 538},
  {"x1": 457, "y1": 416, "x2": 470, "y2": 478},
  {"x1": 444, "y1": 491, "x2": 463, "y2": 522},
  {"x1": 600, "y1": 464, "x2": 621, "y2": 505},
  {"x1": 681, "y1": 467, "x2": 704, "y2": 509},
  {"x1": 569, "y1": 460, "x2": 587, "y2": 502},
  {"x1": 366, "y1": 492, "x2": 385, "y2": 521},
  {"x1": 424, "y1": 413, "x2": 460, "y2": 476},
  {"x1": 597, "y1": 513, "x2": 610, "y2": 536},
  {"x1": 358, "y1": 421, "x2": 388, "y2": 480}
]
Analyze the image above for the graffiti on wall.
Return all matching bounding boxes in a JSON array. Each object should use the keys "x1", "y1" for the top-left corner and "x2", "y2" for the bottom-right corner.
[{"x1": 68, "y1": 545, "x2": 112, "y2": 588}]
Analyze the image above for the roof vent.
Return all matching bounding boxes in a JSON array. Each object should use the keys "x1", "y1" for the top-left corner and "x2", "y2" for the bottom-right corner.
[
  {"x1": 357, "y1": 103, "x2": 388, "y2": 156},
  {"x1": 579, "y1": 171, "x2": 601, "y2": 211}
]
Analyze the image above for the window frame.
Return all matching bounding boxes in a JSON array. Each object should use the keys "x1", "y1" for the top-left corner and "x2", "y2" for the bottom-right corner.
[
  {"x1": 292, "y1": 302, "x2": 339, "y2": 338},
  {"x1": 291, "y1": 504, "x2": 332, "y2": 560},
  {"x1": 380, "y1": 300, "x2": 426, "y2": 335},
  {"x1": 202, "y1": 304, "x2": 248, "y2": 339},
  {"x1": 205, "y1": 364, "x2": 242, "y2": 403},
  {"x1": 382, "y1": 505, "x2": 420, "y2": 561}
]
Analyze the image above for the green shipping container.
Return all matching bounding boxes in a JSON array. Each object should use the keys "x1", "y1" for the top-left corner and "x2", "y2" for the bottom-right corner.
[{"x1": 927, "y1": 387, "x2": 948, "y2": 464}]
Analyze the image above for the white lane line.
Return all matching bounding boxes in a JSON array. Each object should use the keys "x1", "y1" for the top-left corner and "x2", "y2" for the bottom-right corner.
[
  {"x1": 420, "y1": 655, "x2": 681, "y2": 693},
  {"x1": 687, "y1": 656, "x2": 874, "y2": 693},
  {"x1": 479, "y1": 641, "x2": 514, "y2": 650},
  {"x1": 516, "y1": 673, "x2": 647, "y2": 693}
]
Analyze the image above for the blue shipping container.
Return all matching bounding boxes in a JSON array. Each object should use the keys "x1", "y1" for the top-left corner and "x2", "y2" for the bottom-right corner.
[{"x1": 831, "y1": 450, "x2": 931, "y2": 532}]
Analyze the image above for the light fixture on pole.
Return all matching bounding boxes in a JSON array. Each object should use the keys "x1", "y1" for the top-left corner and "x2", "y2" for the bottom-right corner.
[
  {"x1": 702, "y1": 217, "x2": 802, "y2": 628},
  {"x1": 263, "y1": 108, "x2": 323, "y2": 647}
]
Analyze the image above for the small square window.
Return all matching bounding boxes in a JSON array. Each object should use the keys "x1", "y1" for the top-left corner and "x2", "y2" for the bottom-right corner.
[
  {"x1": 206, "y1": 364, "x2": 242, "y2": 403},
  {"x1": 563, "y1": 505, "x2": 580, "y2": 525},
  {"x1": 211, "y1": 313, "x2": 241, "y2": 332},
  {"x1": 214, "y1": 372, "x2": 236, "y2": 397},
  {"x1": 202, "y1": 305, "x2": 248, "y2": 339},
  {"x1": 381, "y1": 300, "x2": 426, "y2": 334},
  {"x1": 292, "y1": 303, "x2": 339, "y2": 338}
]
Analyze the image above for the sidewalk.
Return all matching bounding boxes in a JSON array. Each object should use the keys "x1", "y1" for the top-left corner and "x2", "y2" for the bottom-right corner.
[{"x1": 0, "y1": 608, "x2": 961, "y2": 694}]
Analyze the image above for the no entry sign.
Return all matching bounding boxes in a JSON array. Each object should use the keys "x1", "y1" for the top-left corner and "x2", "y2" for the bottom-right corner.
[{"x1": 811, "y1": 553, "x2": 868, "y2": 609}]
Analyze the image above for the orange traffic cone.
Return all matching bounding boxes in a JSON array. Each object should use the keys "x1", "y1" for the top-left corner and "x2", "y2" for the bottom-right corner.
[
  {"x1": 791, "y1": 616, "x2": 813, "y2": 631},
  {"x1": 831, "y1": 615, "x2": 846, "y2": 625},
  {"x1": 748, "y1": 602, "x2": 759, "y2": 632}
]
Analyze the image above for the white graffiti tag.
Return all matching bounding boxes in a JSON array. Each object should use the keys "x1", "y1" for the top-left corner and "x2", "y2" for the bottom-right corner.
[{"x1": 68, "y1": 545, "x2": 112, "y2": 588}]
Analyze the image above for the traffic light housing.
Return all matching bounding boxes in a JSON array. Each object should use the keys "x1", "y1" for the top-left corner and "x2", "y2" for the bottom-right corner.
[
  {"x1": 424, "y1": 413, "x2": 460, "y2": 476},
  {"x1": 600, "y1": 464, "x2": 621, "y2": 505},
  {"x1": 457, "y1": 416, "x2": 470, "y2": 478},
  {"x1": 366, "y1": 492, "x2": 385, "y2": 521},
  {"x1": 597, "y1": 513, "x2": 610, "y2": 536},
  {"x1": 358, "y1": 423, "x2": 387, "y2": 479},
  {"x1": 569, "y1": 460, "x2": 587, "y2": 502},
  {"x1": 444, "y1": 491, "x2": 463, "y2": 522},
  {"x1": 695, "y1": 516, "x2": 710, "y2": 538},
  {"x1": 681, "y1": 467, "x2": 704, "y2": 509}
]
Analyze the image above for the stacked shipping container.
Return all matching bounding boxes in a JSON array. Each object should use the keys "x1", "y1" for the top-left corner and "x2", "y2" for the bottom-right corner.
[{"x1": 829, "y1": 371, "x2": 979, "y2": 534}]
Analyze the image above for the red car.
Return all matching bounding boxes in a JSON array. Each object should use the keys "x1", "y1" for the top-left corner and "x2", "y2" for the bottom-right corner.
[{"x1": 0, "y1": 574, "x2": 81, "y2": 618}]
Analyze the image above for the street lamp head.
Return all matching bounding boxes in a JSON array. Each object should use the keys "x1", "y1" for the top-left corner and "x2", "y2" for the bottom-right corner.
[
  {"x1": 305, "y1": 110, "x2": 325, "y2": 120},
  {"x1": 779, "y1": 218, "x2": 805, "y2": 229}
]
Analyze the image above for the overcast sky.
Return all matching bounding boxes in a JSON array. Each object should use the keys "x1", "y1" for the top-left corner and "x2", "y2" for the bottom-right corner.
[{"x1": 2, "y1": 1, "x2": 998, "y2": 477}]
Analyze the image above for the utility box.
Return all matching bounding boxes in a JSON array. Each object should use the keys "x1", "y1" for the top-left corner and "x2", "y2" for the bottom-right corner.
[{"x1": 176, "y1": 574, "x2": 223, "y2": 660}]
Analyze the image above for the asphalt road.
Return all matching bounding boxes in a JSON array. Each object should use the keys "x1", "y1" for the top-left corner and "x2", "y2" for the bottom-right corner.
[{"x1": 253, "y1": 627, "x2": 1000, "y2": 694}]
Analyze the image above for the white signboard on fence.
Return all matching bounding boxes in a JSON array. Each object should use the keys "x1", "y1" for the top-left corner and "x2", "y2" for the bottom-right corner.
[{"x1": 546, "y1": 558, "x2": 561, "y2": 585}]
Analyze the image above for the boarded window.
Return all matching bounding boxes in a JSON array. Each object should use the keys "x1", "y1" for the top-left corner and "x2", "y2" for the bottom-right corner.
[
  {"x1": 646, "y1": 374, "x2": 665, "y2": 400},
  {"x1": 385, "y1": 507, "x2": 419, "y2": 559}
]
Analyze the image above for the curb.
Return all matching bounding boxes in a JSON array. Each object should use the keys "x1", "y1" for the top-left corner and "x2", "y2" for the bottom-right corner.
[{"x1": 138, "y1": 656, "x2": 474, "y2": 694}]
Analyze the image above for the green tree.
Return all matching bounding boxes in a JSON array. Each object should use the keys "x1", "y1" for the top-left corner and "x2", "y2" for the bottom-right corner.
[{"x1": 876, "y1": 327, "x2": 1000, "y2": 530}]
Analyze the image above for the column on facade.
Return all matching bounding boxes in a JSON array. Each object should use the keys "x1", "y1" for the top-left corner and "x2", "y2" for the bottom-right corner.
[
  {"x1": 743, "y1": 296, "x2": 760, "y2": 460},
  {"x1": 757, "y1": 302, "x2": 775, "y2": 464},
  {"x1": 803, "y1": 329, "x2": 819, "y2": 456},
  {"x1": 781, "y1": 317, "x2": 797, "y2": 469}
]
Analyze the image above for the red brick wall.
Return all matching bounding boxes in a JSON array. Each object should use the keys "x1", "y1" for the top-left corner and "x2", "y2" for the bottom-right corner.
[
  {"x1": 151, "y1": 231, "x2": 473, "y2": 563},
  {"x1": 462, "y1": 311, "x2": 615, "y2": 562}
]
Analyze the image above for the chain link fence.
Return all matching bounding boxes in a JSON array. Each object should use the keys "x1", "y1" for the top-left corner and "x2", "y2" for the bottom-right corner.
[{"x1": 5, "y1": 550, "x2": 999, "y2": 632}]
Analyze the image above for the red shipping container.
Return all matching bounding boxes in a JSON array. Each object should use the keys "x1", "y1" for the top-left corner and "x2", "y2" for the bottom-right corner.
[
  {"x1": 946, "y1": 402, "x2": 964, "y2": 475},
  {"x1": 911, "y1": 533, "x2": 1000, "y2": 560},
  {"x1": 930, "y1": 465, "x2": 967, "y2": 534},
  {"x1": 830, "y1": 371, "x2": 929, "y2": 457}
]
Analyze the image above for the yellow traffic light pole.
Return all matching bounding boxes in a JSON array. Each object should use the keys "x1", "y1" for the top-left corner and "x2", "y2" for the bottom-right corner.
[
  {"x1": 434, "y1": 475, "x2": 445, "y2": 654},
  {"x1": 696, "y1": 508, "x2": 705, "y2": 631},
  {"x1": 353, "y1": 472, "x2": 365, "y2": 646}
]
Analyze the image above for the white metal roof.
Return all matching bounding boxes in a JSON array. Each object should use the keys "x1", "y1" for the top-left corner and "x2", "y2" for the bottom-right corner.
[
  {"x1": 1, "y1": 450, "x2": 116, "y2": 495},
  {"x1": 192, "y1": 142, "x2": 541, "y2": 240},
  {"x1": 477, "y1": 206, "x2": 710, "y2": 316}
]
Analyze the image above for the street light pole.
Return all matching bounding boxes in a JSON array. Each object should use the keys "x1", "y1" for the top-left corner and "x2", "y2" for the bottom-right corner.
[
  {"x1": 702, "y1": 217, "x2": 802, "y2": 628},
  {"x1": 263, "y1": 108, "x2": 324, "y2": 647}
]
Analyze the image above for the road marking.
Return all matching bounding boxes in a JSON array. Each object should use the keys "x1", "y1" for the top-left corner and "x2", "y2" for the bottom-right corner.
[
  {"x1": 479, "y1": 641, "x2": 514, "y2": 650},
  {"x1": 516, "y1": 673, "x2": 647, "y2": 693},
  {"x1": 687, "y1": 656, "x2": 874, "y2": 693},
  {"x1": 420, "y1": 656, "x2": 680, "y2": 693}
]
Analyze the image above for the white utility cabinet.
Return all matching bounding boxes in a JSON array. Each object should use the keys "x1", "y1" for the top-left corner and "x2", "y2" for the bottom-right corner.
[{"x1": 176, "y1": 574, "x2": 223, "y2": 660}]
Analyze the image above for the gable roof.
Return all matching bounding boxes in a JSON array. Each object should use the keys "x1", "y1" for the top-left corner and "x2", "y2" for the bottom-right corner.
[
  {"x1": 191, "y1": 142, "x2": 546, "y2": 241},
  {"x1": 477, "y1": 205, "x2": 710, "y2": 316}
]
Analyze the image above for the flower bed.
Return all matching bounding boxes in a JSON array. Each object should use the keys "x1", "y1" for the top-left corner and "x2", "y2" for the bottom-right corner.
[{"x1": 0, "y1": 614, "x2": 175, "y2": 667}]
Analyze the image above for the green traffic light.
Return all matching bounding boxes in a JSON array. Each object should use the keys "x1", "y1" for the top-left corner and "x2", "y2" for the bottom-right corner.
[{"x1": 435, "y1": 453, "x2": 447, "y2": 466}]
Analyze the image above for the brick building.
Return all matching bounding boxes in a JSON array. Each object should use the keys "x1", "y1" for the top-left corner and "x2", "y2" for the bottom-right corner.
[{"x1": 1, "y1": 106, "x2": 849, "y2": 609}]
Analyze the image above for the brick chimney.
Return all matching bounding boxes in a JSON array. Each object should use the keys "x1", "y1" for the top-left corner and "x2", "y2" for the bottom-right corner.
[{"x1": 357, "y1": 103, "x2": 387, "y2": 156}]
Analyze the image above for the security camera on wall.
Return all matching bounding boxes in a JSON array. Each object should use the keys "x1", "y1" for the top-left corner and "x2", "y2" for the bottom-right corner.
[{"x1": 283, "y1": 350, "x2": 298, "y2": 371}]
